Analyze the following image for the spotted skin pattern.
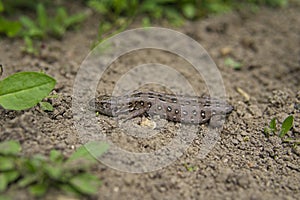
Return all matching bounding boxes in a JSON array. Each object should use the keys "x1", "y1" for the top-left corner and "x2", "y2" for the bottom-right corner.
[{"x1": 89, "y1": 91, "x2": 233, "y2": 124}]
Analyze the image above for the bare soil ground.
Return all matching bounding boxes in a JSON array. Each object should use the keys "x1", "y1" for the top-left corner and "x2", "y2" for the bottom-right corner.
[{"x1": 1, "y1": 4, "x2": 299, "y2": 200}]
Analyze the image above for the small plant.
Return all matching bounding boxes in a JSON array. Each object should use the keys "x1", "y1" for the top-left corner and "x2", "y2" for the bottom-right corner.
[
  {"x1": 87, "y1": 0, "x2": 291, "y2": 42},
  {"x1": 0, "y1": 1, "x2": 22, "y2": 37},
  {"x1": 38, "y1": 101, "x2": 54, "y2": 112},
  {"x1": 18, "y1": 3, "x2": 88, "y2": 54},
  {"x1": 224, "y1": 57, "x2": 243, "y2": 70},
  {"x1": 0, "y1": 1, "x2": 89, "y2": 54},
  {"x1": 0, "y1": 140, "x2": 109, "y2": 198},
  {"x1": 264, "y1": 117, "x2": 277, "y2": 137},
  {"x1": 0, "y1": 71, "x2": 56, "y2": 111},
  {"x1": 20, "y1": 3, "x2": 88, "y2": 39},
  {"x1": 264, "y1": 115, "x2": 297, "y2": 144},
  {"x1": 22, "y1": 36, "x2": 38, "y2": 55},
  {"x1": 88, "y1": 0, "x2": 194, "y2": 41},
  {"x1": 184, "y1": 163, "x2": 198, "y2": 172}
]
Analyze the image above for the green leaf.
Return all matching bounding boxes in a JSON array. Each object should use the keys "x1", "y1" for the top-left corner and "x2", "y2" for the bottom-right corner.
[
  {"x1": 88, "y1": 0, "x2": 109, "y2": 14},
  {"x1": 19, "y1": 16, "x2": 37, "y2": 30},
  {"x1": 0, "y1": 140, "x2": 21, "y2": 155},
  {"x1": 32, "y1": 154, "x2": 47, "y2": 162},
  {"x1": 55, "y1": 7, "x2": 68, "y2": 24},
  {"x1": 182, "y1": 4, "x2": 196, "y2": 19},
  {"x1": 0, "y1": 17, "x2": 21, "y2": 37},
  {"x1": 224, "y1": 57, "x2": 242, "y2": 70},
  {"x1": 46, "y1": 94, "x2": 59, "y2": 99},
  {"x1": 98, "y1": 22, "x2": 112, "y2": 35},
  {"x1": 19, "y1": 16, "x2": 44, "y2": 38},
  {"x1": 49, "y1": 150, "x2": 63, "y2": 163},
  {"x1": 37, "y1": 3, "x2": 47, "y2": 30},
  {"x1": 264, "y1": 127, "x2": 270, "y2": 137},
  {"x1": 0, "y1": 171, "x2": 20, "y2": 192},
  {"x1": 142, "y1": 17, "x2": 151, "y2": 27},
  {"x1": 3, "y1": 170, "x2": 20, "y2": 183},
  {"x1": 44, "y1": 164, "x2": 62, "y2": 179},
  {"x1": 207, "y1": 2, "x2": 232, "y2": 14},
  {"x1": 51, "y1": 24, "x2": 65, "y2": 38},
  {"x1": 59, "y1": 184, "x2": 81, "y2": 196},
  {"x1": 279, "y1": 115, "x2": 294, "y2": 138},
  {"x1": 140, "y1": 1, "x2": 156, "y2": 12},
  {"x1": 0, "y1": 1, "x2": 4, "y2": 12},
  {"x1": 0, "y1": 72, "x2": 56, "y2": 110},
  {"x1": 67, "y1": 141, "x2": 109, "y2": 163},
  {"x1": 22, "y1": 36, "x2": 38, "y2": 55},
  {"x1": 64, "y1": 12, "x2": 88, "y2": 28},
  {"x1": 18, "y1": 175, "x2": 38, "y2": 187},
  {"x1": 269, "y1": 117, "x2": 277, "y2": 132},
  {"x1": 23, "y1": 156, "x2": 45, "y2": 173},
  {"x1": 69, "y1": 173, "x2": 101, "y2": 195},
  {"x1": 0, "y1": 157, "x2": 15, "y2": 171},
  {"x1": 165, "y1": 8, "x2": 184, "y2": 27},
  {"x1": 29, "y1": 183, "x2": 48, "y2": 197},
  {"x1": 0, "y1": 174, "x2": 7, "y2": 192},
  {"x1": 39, "y1": 102, "x2": 54, "y2": 112}
]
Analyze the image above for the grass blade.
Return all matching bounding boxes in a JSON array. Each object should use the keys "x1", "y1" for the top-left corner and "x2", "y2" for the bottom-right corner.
[
  {"x1": 269, "y1": 117, "x2": 277, "y2": 132},
  {"x1": 37, "y1": 3, "x2": 47, "y2": 30}
]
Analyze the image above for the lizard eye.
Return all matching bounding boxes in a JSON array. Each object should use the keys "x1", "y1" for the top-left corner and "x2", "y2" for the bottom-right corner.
[{"x1": 201, "y1": 110, "x2": 206, "y2": 119}]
